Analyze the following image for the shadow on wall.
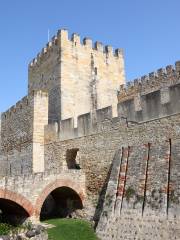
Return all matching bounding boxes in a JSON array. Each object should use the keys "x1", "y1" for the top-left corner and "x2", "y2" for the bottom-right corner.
[{"x1": 93, "y1": 163, "x2": 113, "y2": 228}]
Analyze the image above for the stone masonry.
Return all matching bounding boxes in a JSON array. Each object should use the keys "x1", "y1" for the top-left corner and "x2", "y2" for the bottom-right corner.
[
  {"x1": 1, "y1": 28, "x2": 180, "y2": 239},
  {"x1": 28, "y1": 29, "x2": 125, "y2": 126}
]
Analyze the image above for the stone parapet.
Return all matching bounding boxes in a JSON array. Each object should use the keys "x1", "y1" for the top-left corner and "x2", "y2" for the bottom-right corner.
[{"x1": 118, "y1": 61, "x2": 180, "y2": 102}]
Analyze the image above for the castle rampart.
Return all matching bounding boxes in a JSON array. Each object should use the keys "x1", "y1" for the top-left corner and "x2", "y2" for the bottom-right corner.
[
  {"x1": 54, "y1": 65, "x2": 180, "y2": 141},
  {"x1": 118, "y1": 61, "x2": 180, "y2": 102},
  {"x1": 117, "y1": 61, "x2": 180, "y2": 123},
  {"x1": 2, "y1": 28, "x2": 180, "y2": 239},
  {"x1": 43, "y1": 108, "x2": 180, "y2": 227}
]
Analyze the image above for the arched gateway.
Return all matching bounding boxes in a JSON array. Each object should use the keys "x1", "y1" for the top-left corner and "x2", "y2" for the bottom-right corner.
[
  {"x1": 0, "y1": 189, "x2": 34, "y2": 224},
  {"x1": 34, "y1": 179, "x2": 85, "y2": 220},
  {"x1": 0, "y1": 176, "x2": 86, "y2": 223}
]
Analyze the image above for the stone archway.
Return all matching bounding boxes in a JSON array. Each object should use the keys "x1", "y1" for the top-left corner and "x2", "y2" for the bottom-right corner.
[
  {"x1": 0, "y1": 189, "x2": 34, "y2": 224},
  {"x1": 34, "y1": 179, "x2": 85, "y2": 219},
  {"x1": 40, "y1": 186, "x2": 83, "y2": 220}
]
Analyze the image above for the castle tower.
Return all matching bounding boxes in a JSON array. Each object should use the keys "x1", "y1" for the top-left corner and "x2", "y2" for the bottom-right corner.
[{"x1": 28, "y1": 29, "x2": 125, "y2": 126}]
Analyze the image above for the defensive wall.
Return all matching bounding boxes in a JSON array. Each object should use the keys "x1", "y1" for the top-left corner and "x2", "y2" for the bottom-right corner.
[
  {"x1": 1, "y1": 61, "x2": 180, "y2": 226},
  {"x1": 43, "y1": 61, "x2": 180, "y2": 238},
  {"x1": 53, "y1": 61, "x2": 180, "y2": 141},
  {"x1": 1, "y1": 26, "x2": 180, "y2": 238},
  {"x1": 118, "y1": 61, "x2": 180, "y2": 122}
]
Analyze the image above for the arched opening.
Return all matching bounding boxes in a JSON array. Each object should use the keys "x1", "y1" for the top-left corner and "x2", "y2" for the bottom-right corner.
[
  {"x1": 0, "y1": 198, "x2": 29, "y2": 225},
  {"x1": 40, "y1": 187, "x2": 83, "y2": 220}
]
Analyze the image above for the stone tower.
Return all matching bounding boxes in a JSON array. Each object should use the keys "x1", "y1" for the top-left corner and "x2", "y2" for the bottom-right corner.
[{"x1": 28, "y1": 29, "x2": 125, "y2": 126}]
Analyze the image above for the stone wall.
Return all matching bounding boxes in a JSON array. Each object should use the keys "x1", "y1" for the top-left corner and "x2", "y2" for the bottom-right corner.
[
  {"x1": 92, "y1": 116, "x2": 180, "y2": 239},
  {"x1": 28, "y1": 36, "x2": 61, "y2": 122},
  {"x1": 96, "y1": 138, "x2": 180, "y2": 239},
  {"x1": 0, "y1": 95, "x2": 34, "y2": 175},
  {"x1": 0, "y1": 170, "x2": 85, "y2": 220},
  {"x1": 43, "y1": 110, "x2": 180, "y2": 224},
  {"x1": 56, "y1": 81, "x2": 180, "y2": 141},
  {"x1": 117, "y1": 61, "x2": 180, "y2": 122},
  {"x1": 118, "y1": 83, "x2": 180, "y2": 122},
  {"x1": 98, "y1": 214, "x2": 180, "y2": 239},
  {"x1": 2, "y1": 26, "x2": 180, "y2": 239},
  {"x1": 118, "y1": 61, "x2": 180, "y2": 102},
  {"x1": 1, "y1": 103, "x2": 180, "y2": 234},
  {"x1": 28, "y1": 29, "x2": 125, "y2": 125},
  {"x1": 1, "y1": 96, "x2": 33, "y2": 152},
  {"x1": 0, "y1": 90, "x2": 48, "y2": 175}
]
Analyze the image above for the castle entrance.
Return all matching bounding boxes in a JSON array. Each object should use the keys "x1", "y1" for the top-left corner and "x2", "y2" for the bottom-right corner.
[
  {"x1": 40, "y1": 186, "x2": 83, "y2": 220},
  {"x1": 0, "y1": 198, "x2": 29, "y2": 225}
]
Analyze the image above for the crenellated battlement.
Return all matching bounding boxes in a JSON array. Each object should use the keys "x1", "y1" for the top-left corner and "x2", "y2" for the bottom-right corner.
[
  {"x1": 29, "y1": 29, "x2": 124, "y2": 68},
  {"x1": 1, "y1": 90, "x2": 48, "y2": 121},
  {"x1": 29, "y1": 35, "x2": 59, "y2": 68},
  {"x1": 58, "y1": 106, "x2": 116, "y2": 141},
  {"x1": 3, "y1": 27, "x2": 180, "y2": 237},
  {"x1": 1, "y1": 95, "x2": 30, "y2": 120},
  {"x1": 118, "y1": 61, "x2": 180, "y2": 102},
  {"x1": 58, "y1": 76, "x2": 180, "y2": 140},
  {"x1": 28, "y1": 28, "x2": 125, "y2": 124}
]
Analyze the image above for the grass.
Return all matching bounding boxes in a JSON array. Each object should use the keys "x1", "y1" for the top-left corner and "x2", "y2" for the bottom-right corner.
[
  {"x1": 44, "y1": 218, "x2": 99, "y2": 240},
  {"x1": 0, "y1": 223, "x2": 12, "y2": 235}
]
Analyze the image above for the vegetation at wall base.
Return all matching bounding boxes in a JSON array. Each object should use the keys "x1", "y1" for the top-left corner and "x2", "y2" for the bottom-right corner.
[
  {"x1": 0, "y1": 223, "x2": 24, "y2": 235},
  {"x1": 44, "y1": 218, "x2": 99, "y2": 240},
  {"x1": 0, "y1": 223, "x2": 12, "y2": 235}
]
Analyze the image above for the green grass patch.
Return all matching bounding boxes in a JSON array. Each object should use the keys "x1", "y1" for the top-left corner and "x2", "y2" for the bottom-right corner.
[
  {"x1": 44, "y1": 218, "x2": 99, "y2": 240},
  {"x1": 0, "y1": 223, "x2": 12, "y2": 235}
]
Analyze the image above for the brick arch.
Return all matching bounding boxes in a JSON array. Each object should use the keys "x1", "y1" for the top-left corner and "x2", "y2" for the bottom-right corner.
[
  {"x1": 34, "y1": 178, "x2": 85, "y2": 217},
  {"x1": 0, "y1": 188, "x2": 34, "y2": 216}
]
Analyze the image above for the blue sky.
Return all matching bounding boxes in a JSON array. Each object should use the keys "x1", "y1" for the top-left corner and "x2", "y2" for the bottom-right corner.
[{"x1": 1, "y1": 0, "x2": 180, "y2": 112}]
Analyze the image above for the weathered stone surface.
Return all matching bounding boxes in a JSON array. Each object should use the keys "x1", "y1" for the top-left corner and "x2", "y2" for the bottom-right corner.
[
  {"x1": 0, "y1": 236, "x2": 10, "y2": 240},
  {"x1": 28, "y1": 29, "x2": 125, "y2": 125},
  {"x1": 0, "y1": 91, "x2": 48, "y2": 174},
  {"x1": 0, "y1": 225, "x2": 48, "y2": 240},
  {"x1": 1, "y1": 28, "x2": 180, "y2": 239},
  {"x1": 26, "y1": 230, "x2": 36, "y2": 238}
]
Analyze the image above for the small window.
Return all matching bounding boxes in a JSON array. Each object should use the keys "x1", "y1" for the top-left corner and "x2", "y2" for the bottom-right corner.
[{"x1": 66, "y1": 148, "x2": 81, "y2": 169}]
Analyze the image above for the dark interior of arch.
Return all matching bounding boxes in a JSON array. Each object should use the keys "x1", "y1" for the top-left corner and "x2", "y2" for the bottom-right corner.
[
  {"x1": 40, "y1": 187, "x2": 83, "y2": 220},
  {"x1": 0, "y1": 198, "x2": 29, "y2": 225}
]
